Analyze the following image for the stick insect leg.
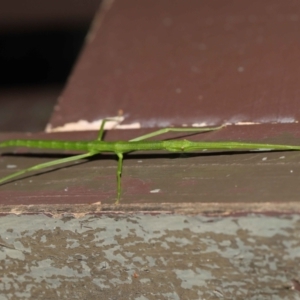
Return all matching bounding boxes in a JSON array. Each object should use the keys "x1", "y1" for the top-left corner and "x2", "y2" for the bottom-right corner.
[
  {"x1": 129, "y1": 125, "x2": 224, "y2": 142},
  {"x1": 97, "y1": 118, "x2": 123, "y2": 141},
  {"x1": 0, "y1": 152, "x2": 97, "y2": 185},
  {"x1": 115, "y1": 152, "x2": 123, "y2": 204},
  {"x1": 96, "y1": 119, "x2": 108, "y2": 141}
]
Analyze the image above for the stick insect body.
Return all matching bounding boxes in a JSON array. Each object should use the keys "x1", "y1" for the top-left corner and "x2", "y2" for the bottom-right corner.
[{"x1": 1, "y1": 120, "x2": 300, "y2": 203}]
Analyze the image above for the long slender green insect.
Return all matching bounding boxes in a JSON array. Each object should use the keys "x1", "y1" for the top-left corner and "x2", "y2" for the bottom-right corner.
[{"x1": 1, "y1": 120, "x2": 300, "y2": 203}]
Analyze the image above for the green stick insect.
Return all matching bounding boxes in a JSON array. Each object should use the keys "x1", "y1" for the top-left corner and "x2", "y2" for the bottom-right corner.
[{"x1": 1, "y1": 119, "x2": 300, "y2": 203}]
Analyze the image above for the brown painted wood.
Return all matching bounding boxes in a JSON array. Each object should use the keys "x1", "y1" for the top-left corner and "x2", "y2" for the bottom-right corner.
[
  {"x1": 1, "y1": 1, "x2": 300, "y2": 213},
  {"x1": 1, "y1": 2, "x2": 300, "y2": 297},
  {"x1": 1, "y1": 124, "x2": 300, "y2": 213},
  {"x1": 49, "y1": 0, "x2": 300, "y2": 130}
]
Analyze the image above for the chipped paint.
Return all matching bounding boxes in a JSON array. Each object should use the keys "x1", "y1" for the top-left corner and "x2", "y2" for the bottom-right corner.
[
  {"x1": 46, "y1": 116, "x2": 298, "y2": 133},
  {"x1": 191, "y1": 122, "x2": 218, "y2": 127},
  {"x1": 149, "y1": 189, "x2": 160, "y2": 193},
  {"x1": 190, "y1": 117, "x2": 298, "y2": 128},
  {"x1": 0, "y1": 214, "x2": 299, "y2": 298},
  {"x1": 6, "y1": 165, "x2": 16, "y2": 169},
  {"x1": 227, "y1": 117, "x2": 298, "y2": 126},
  {"x1": 46, "y1": 116, "x2": 141, "y2": 133}
]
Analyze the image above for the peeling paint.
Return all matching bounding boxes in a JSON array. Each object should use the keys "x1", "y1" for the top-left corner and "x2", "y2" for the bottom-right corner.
[
  {"x1": 0, "y1": 214, "x2": 299, "y2": 298},
  {"x1": 225, "y1": 116, "x2": 298, "y2": 126},
  {"x1": 46, "y1": 117, "x2": 141, "y2": 133},
  {"x1": 190, "y1": 117, "x2": 298, "y2": 128},
  {"x1": 150, "y1": 189, "x2": 160, "y2": 193},
  {"x1": 6, "y1": 165, "x2": 17, "y2": 169},
  {"x1": 45, "y1": 116, "x2": 299, "y2": 133}
]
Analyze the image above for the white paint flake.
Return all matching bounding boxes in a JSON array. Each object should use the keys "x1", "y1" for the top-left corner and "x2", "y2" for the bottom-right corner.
[
  {"x1": 150, "y1": 189, "x2": 161, "y2": 193},
  {"x1": 46, "y1": 116, "x2": 141, "y2": 133},
  {"x1": 6, "y1": 164, "x2": 17, "y2": 169}
]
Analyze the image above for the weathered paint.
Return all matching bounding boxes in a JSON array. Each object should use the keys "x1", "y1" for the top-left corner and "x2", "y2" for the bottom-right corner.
[{"x1": 0, "y1": 214, "x2": 299, "y2": 299}]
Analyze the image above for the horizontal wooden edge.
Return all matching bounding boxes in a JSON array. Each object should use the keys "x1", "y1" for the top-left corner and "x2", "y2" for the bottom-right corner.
[{"x1": 1, "y1": 202, "x2": 300, "y2": 218}]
